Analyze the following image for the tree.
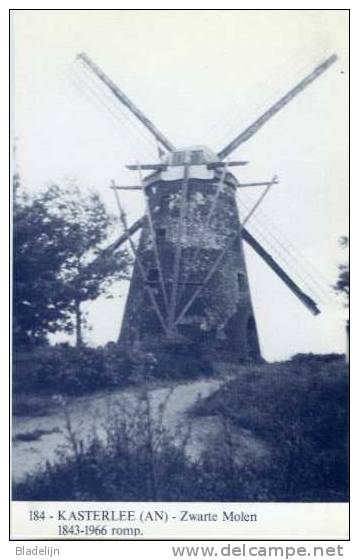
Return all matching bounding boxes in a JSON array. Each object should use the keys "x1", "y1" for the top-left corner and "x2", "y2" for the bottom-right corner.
[
  {"x1": 47, "y1": 185, "x2": 131, "y2": 347},
  {"x1": 13, "y1": 185, "x2": 73, "y2": 347},
  {"x1": 334, "y1": 236, "x2": 349, "y2": 308},
  {"x1": 13, "y1": 183, "x2": 130, "y2": 348}
]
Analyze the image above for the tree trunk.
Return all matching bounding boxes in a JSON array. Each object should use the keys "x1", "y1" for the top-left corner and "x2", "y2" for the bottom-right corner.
[{"x1": 75, "y1": 298, "x2": 83, "y2": 348}]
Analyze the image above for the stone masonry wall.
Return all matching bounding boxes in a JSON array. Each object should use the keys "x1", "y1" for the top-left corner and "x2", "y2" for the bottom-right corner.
[{"x1": 119, "y1": 170, "x2": 261, "y2": 363}]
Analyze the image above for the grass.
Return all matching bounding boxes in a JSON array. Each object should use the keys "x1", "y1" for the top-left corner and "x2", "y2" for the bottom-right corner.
[
  {"x1": 12, "y1": 354, "x2": 349, "y2": 502},
  {"x1": 13, "y1": 343, "x2": 215, "y2": 398},
  {"x1": 190, "y1": 356, "x2": 349, "y2": 501},
  {"x1": 12, "y1": 394, "x2": 56, "y2": 417}
]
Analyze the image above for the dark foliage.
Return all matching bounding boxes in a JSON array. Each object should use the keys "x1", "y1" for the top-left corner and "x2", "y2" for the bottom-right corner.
[
  {"x1": 14, "y1": 428, "x2": 61, "y2": 442},
  {"x1": 13, "y1": 356, "x2": 348, "y2": 502},
  {"x1": 13, "y1": 187, "x2": 72, "y2": 346},
  {"x1": 191, "y1": 357, "x2": 349, "y2": 502},
  {"x1": 13, "y1": 184, "x2": 130, "y2": 348},
  {"x1": 12, "y1": 438, "x2": 200, "y2": 502},
  {"x1": 334, "y1": 235, "x2": 349, "y2": 308},
  {"x1": 13, "y1": 344, "x2": 133, "y2": 396},
  {"x1": 148, "y1": 345, "x2": 214, "y2": 381},
  {"x1": 13, "y1": 343, "x2": 213, "y2": 397},
  {"x1": 289, "y1": 352, "x2": 345, "y2": 366}
]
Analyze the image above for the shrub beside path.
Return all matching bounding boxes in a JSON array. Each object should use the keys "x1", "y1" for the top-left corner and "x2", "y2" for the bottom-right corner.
[{"x1": 12, "y1": 376, "x2": 224, "y2": 483}]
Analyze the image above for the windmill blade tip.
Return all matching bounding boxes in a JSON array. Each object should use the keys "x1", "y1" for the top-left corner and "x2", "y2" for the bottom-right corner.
[
  {"x1": 76, "y1": 52, "x2": 87, "y2": 61},
  {"x1": 311, "y1": 303, "x2": 321, "y2": 316},
  {"x1": 328, "y1": 53, "x2": 339, "y2": 64}
]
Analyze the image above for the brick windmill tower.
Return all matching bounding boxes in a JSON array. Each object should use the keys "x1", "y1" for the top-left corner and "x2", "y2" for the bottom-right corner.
[{"x1": 76, "y1": 53, "x2": 337, "y2": 362}]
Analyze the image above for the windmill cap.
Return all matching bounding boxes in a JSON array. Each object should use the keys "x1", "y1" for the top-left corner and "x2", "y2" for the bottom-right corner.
[{"x1": 164, "y1": 145, "x2": 220, "y2": 166}]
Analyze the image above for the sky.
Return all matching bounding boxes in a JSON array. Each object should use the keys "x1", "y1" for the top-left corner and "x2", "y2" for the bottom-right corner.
[{"x1": 12, "y1": 9, "x2": 349, "y2": 360}]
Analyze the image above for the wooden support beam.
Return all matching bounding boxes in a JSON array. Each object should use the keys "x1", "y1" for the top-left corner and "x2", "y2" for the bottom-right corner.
[
  {"x1": 238, "y1": 176, "x2": 279, "y2": 188},
  {"x1": 203, "y1": 164, "x2": 229, "y2": 230},
  {"x1": 111, "y1": 185, "x2": 142, "y2": 191},
  {"x1": 174, "y1": 182, "x2": 274, "y2": 326},
  {"x1": 207, "y1": 161, "x2": 248, "y2": 169},
  {"x1": 126, "y1": 163, "x2": 167, "y2": 171},
  {"x1": 177, "y1": 163, "x2": 228, "y2": 303},
  {"x1": 126, "y1": 160, "x2": 248, "y2": 171},
  {"x1": 167, "y1": 163, "x2": 191, "y2": 331},
  {"x1": 111, "y1": 188, "x2": 169, "y2": 333},
  {"x1": 136, "y1": 164, "x2": 170, "y2": 312},
  {"x1": 93, "y1": 217, "x2": 144, "y2": 264}
]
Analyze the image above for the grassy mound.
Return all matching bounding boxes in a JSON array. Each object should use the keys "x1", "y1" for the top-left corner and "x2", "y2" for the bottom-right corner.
[
  {"x1": 191, "y1": 355, "x2": 349, "y2": 501},
  {"x1": 13, "y1": 354, "x2": 348, "y2": 502}
]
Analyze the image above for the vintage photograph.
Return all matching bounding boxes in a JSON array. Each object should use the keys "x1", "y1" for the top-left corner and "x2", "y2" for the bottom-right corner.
[{"x1": 11, "y1": 10, "x2": 349, "y2": 506}]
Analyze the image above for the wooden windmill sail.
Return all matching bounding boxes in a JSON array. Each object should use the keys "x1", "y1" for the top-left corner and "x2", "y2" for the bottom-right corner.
[{"x1": 76, "y1": 52, "x2": 337, "y2": 362}]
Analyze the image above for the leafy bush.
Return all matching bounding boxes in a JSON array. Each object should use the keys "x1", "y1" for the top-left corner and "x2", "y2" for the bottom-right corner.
[
  {"x1": 12, "y1": 394, "x2": 54, "y2": 417},
  {"x1": 289, "y1": 353, "x2": 345, "y2": 372},
  {"x1": 12, "y1": 356, "x2": 349, "y2": 502},
  {"x1": 13, "y1": 437, "x2": 201, "y2": 501},
  {"x1": 149, "y1": 345, "x2": 214, "y2": 381},
  {"x1": 12, "y1": 435, "x2": 271, "y2": 502},
  {"x1": 13, "y1": 385, "x2": 201, "y2": 501},
  {"x1": 13, "y1": 344, "x2": 133, "y2": 396},
  {"x1": 190, "y1": 357, "x2": 349, "y2": 502},
  {"x1": 14, "y1": 348, "x2": 348, "y2": 502},
  {"x1": 13, "y1": 340, "x2": 214, "y2": 397},
  {"x1": 11, "y1": 383, "x2": 281, "y2": 502}
]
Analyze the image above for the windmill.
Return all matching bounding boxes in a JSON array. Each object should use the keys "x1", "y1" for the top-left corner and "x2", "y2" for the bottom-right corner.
[{"x1": 75, "y1": 52, "x2": 337, "y2": 363}]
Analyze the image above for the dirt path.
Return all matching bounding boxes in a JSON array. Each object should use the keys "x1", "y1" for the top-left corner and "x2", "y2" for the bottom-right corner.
[{"x1": 12, "y1": 378, "x2": 224, "y2": 483}]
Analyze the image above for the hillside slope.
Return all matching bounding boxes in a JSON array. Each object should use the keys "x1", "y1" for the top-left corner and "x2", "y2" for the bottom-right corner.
[{"x1": 190, "y1": 356, "x2": 349, "y2": 501}]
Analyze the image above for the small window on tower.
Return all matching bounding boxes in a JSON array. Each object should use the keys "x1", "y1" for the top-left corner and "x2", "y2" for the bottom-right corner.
[
  {"x1": 237, "y1": 272, "x2": 247, "y2": 292},
  {"x1": 190, "y1": 151, "x2": 204, "y2": 164},
  {"x1": 147, "y1": 268, "x2": 159, "y2": 282},
  {"x1": 161, "y1": 193, "x2": 170, "y2": 210},
  {"x1": 172, "y1": 152, "x2": 185, "y2": 165},
  {"x1": 156, "y1": 228, "x2": 166, "y2": 241}
]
